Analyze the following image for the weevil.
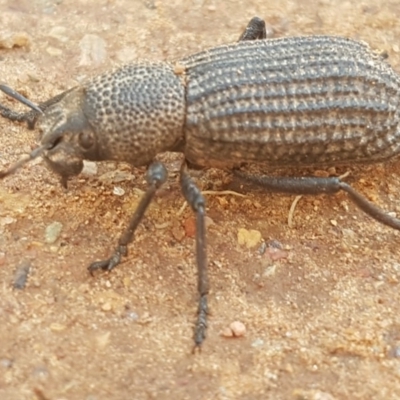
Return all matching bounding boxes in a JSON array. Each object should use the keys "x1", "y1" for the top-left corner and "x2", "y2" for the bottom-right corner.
[{"x1": 2, "y1": 17, "x2": 400, "y2": 349}]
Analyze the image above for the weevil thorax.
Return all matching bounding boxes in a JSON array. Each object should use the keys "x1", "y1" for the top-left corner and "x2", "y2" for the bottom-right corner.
[{"x1": 81, "y1": 62, "x2": 186, "y2": 166}]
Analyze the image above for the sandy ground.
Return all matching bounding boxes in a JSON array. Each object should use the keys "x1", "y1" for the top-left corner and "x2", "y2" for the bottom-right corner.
[{"x1": 1, "y1": 0, "x2": 400, "y2": 399}]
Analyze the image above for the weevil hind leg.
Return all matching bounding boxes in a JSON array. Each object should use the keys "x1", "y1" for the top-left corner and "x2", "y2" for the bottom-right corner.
[
  {"x1": 238, "y1": 16, "x2": 267, "y2": 41},
  {"x1": 235, "y1": 171, "x2": 400, "y2": 231},
  {"x1": 88, "y1": 161, "x2": 168, "y2": 274},
  {"x1": 180, "y1": 162, "x2": 209, "y2": 350}
]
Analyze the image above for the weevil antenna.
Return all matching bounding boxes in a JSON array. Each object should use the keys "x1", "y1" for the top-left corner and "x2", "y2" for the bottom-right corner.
[
  {"x1": 0, "y1": 83, "x2": 44, "y2": 114},
  {"x1": 0, "y1": 144, "x2": 49, "y2": 179}
]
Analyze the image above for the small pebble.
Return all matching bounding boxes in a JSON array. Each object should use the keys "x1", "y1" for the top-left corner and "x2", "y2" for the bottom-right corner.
[
  {"x1": 263, "y1": 265, "x2": 277, "y2": 277},
  {"x1": 101, "y1": 302, "x2": 112, "y2": 311},
  {"x1": 0, "y1": 31, "x2": 31, "y2": 48},
  {"x1": 265, "y1": 246, "x2": 289, "y2": 261},
  {"x1": 79, "y1": 34, "x2": 107, "y2": 66},
  {"x1": 13, "y1": 261, "x2": 31, "y2": 289},
  {"x1": 342, "y1": 228, "x2": 356, "y2": 238},
  {"x1": 46, "y1": 46, "x2": 62, "y2": 56},
  {"x1": 138, "y1": 312, "x2": 153, "y2": 324},
  {"x1": 221, "y1": 327, "x2": 233, "y2": 338},
  {"x1": 258, "y1": 242, "x2": 267, "y2": 255},
  {"x1": 113, "y1": 186, "x2": 125, "y2": 196},
  {"x1": 45, "y1": 221, "x2": 63, "y2": 244},
  {"x1": 0, "y1": 216, "x2": 16, "y2": 226},
  {"x1": 293, "y1": 389, "x2": 337, "y2": 400},
  {"x1": 27, "y1": 72, "x2": 40, "y2": 82},
  {"x1": 145, "y1": 0, "x2": 156, "y2": 9},
  {"x1": 31, "y1": 365, "x2": 49, "y2": 380},
  {"x1": 390, "y1": 345, "x2": 400, "y2": 358},
  {"x1": 96, "y1": 331, "x2": 111, "y2": 349},
  {"x1": 221, "y1": 321, "x2": 246, "y2": 338},
  {"x1": 0, "y1": 358, "x2": 13, "y2": 368},
  {"x1": 230, "y1": 321, "x2": 246, "y2": 337},
  {"x1": 237, "y1": 228, "x2": 262, "y2": 248},
  {"x1": 205, "y1": 216, "x2": 215, "y2": 228},
  {"x1": 81, "y1": 161, "x2": 98, "y2": 176},
  {"x1": 39, "y1": 0, "x2": 61, "y2": 14},
  {"x1": 126, "y1": 311, "x2": 139, "y2": 321},
  {"x1": 116, "y1": 46, "x2": 138, "y2": 63},
  {"x1": 184, "y1": 216, "x2": 214, "y2": 238},
  {"x1": 123, "y1": 277, "x2": 131, "y2": 288},
  {"x1": 251, "y1": 338, "x2": 264, "y2": 348},
  {"x1": 183, "y1": 217, "x2": 196, "y2": 238},
  {"x1": 99, "y1": 170, "x2": 135, "y2": 183},
  {"x1": 172, "y1": 222, "x2": 185, "y2": 242},
  {"x1": 47, "y1": 26, "x2": 68, "y2": 42},
  {"x1": 267, "y1": 239, "x2": 283, "y2": 249},
  {"x1": 50, "y1": 323, "x2": 66, "y2": 332}
]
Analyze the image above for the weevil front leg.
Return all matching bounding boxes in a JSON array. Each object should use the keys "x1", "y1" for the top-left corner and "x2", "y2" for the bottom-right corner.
[
  {"x1": 88, "y1": 161, "x2": 167, "y2": 274},
  {"x1": 180, "y1": 163, "x2": 209, "y2": 350},
  {"x1": 0, "y1": 86, "x2": 75, "y2": 129}
]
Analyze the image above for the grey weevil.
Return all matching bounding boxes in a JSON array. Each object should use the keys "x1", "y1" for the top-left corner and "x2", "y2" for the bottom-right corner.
[{"x1": 2, "y1": 17, "x2": 400, "y2": 349}]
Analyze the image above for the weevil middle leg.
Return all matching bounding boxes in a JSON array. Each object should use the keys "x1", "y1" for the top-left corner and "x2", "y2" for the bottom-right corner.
[{"x1": 180, "y1": 163, "x2": 208, "y2": 350}]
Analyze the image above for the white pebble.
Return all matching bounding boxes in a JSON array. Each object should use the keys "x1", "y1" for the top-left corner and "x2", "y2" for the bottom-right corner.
[
  {"x1": 230, "y1": 321, "x2": 246, "y2": 337},
  {"x1": 113, "y1": 186, "x2": 125, "y2": 196},
  {"x1": 81, "y1": 161, "x2": 98, "y2": 176}
]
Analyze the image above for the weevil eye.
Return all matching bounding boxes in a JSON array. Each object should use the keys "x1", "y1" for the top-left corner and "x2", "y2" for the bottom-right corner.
[{"x1": 78, "y1": 131, "x2": 95, "y2": 150}]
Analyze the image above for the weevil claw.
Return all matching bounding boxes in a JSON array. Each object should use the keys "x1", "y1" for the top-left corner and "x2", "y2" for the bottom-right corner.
[{"x1": 88, "y1": 251, "x2": 122, "y2": 275}]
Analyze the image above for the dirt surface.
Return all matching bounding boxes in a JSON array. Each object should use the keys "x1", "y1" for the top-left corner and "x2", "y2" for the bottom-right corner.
[{"x1": 1, "y1": 0, "x2": 400, "y2": 399}]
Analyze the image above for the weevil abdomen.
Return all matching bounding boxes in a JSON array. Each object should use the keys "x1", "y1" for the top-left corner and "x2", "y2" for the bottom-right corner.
[{"x1": 182, "y1": 36, "x2": 400, "y2": 168}]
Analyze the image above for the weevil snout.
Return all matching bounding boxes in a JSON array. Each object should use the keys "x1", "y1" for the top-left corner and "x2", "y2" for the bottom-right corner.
[
  {"x1": 41, "y1": 128, "x2": 99, "y2": 187},
  {"x1": 37, "y1": 89, "x2": 100, "y2": 186},
  {"x1": 43, "y1": 141, "x2": 84, "y2": 188}
]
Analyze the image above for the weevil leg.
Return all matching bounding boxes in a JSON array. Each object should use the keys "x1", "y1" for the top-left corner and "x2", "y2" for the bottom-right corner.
[
  {"x1": 0, "y1": 87, "x2": 75, "y2": 129},
  {"x1": 238, "y1": 16, "x2": 267, "y2": 41},
  {"x1": 180, "y1": 162, "x2": 209, "y2": 351},
  {"x1": 88, "y1": 161, "x2": 168, "y2": 273},
  {"x1": 0, "y1": 84, "x2": 43, "y2": 114},
  {"x1": 235, "y1": 171, "x2": 400, "y2": 230},
  {"x1": 0, "y1": 103, "x2": 37, "y2": 127}
]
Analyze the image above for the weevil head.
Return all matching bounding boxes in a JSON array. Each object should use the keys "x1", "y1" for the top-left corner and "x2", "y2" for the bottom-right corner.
[{"x1": 38, "y1": 87, "x2": 101, "y2": 187}]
